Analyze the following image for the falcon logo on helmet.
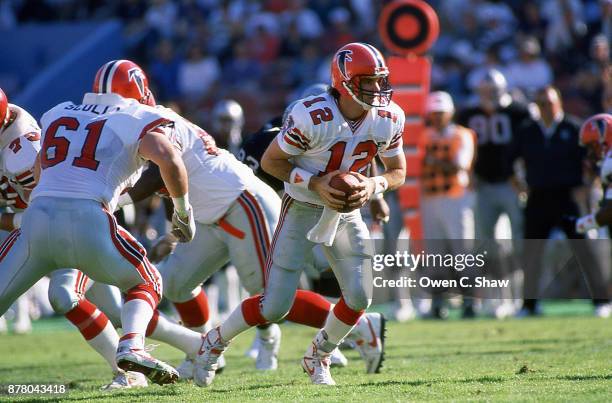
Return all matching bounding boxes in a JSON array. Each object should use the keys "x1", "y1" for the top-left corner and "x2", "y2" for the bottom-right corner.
[
  {"x1": 337, "y1": 50, "x2": 353, "y2": 80},
  {"x1": 93, "y1": 60, "x2": 156, "y2": 106},
  {"x1": 128, "y1": 67, "x2": 147, "y2": 98},
  {"x1": 331, "y1": 42, "x2": 392, "y2": 109},
  {"x1": 580, "y1": 113, "x2": 612, "y2": 159}
]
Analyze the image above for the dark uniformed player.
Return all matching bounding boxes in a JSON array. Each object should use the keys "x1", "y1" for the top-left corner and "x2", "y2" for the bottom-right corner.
[
  {"x1": 238, "y1": 116, "x2": 284, "y2": 192},
  {"x1": 456, "y1": 69, "x2": 531, "y2": 242}
]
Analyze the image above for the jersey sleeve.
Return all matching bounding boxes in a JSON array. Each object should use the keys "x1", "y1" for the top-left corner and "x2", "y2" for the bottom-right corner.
[
  {"x1": 277, "y1": 105, "x2": 315, "y2": 156},
  {"x1": 379, "y1": 106, "x2": 405, "y2": 158},
  {"x1": 4, "y1": 136, "x2": 40, "y2": 191}
]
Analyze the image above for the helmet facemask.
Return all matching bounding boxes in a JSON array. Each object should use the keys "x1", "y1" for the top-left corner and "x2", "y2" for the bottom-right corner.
[{"x1": 343, "y1": 73, "x2": 393, "y2": 109}]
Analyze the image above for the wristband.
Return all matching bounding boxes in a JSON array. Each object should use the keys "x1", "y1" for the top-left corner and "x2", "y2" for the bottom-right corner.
[
  {"x1": 575, "y1": 214, "x2": 598, "y2": 234},
  {"x1": 373, "y1": 176, "x2": 389, "y2": 195},
  {"x1": 172, "y1": 193, "x2": 191, "y2": 216},
  {"x1": 117, "y1": 192, "x2": 134, "y2": 208},
  {"x1": 289, "y1": 167, "x2": 313, "y2": 189},
  {"x1": 12, "y1": 212, "x2": 23, "y2": 229},
  {"x1": 372, "y1": 193, "x2": 383, "y2": 200}
]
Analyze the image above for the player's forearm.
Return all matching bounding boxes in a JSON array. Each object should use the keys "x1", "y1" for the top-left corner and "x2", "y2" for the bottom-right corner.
[
  {"x1": 380, "y1": 167, "x2": 405, "y2": 192},
  {"x1": 156, "y1": 152, "x2": 189, "y2": 198},
  {"x1": 138, "y1": 130, "x2": 189, "y2": 199},
  {"x1": 261, "y1": 150, "x2": 296, "y2": 183}
]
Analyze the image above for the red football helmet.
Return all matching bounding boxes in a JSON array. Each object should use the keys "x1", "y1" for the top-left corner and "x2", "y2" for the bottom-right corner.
[
  {"x1": 580, "y1": 113, "x2": 612, "y2": 158},
  {"x1": 0, "y1": 87, "x2": 9, "y2": 128},
  {"x1": 92, "y1": 60, "x2": 155, "y2": 106},
  {"x1": 331, "y1": 42, "x2": 392, "y2": 109}
]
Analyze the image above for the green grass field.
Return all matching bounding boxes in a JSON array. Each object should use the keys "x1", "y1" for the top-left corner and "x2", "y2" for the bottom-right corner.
[{"x1": 1, "y1": 305, "x2": 610, "y2": 402}]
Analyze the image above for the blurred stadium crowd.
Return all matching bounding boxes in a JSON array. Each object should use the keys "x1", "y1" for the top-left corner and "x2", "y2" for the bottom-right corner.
[
  {"x1": 2, "y1": 0, "x2": 611, "y2": 127},
  {"x1": 1, "y1": 0, "x2": 611, "y2": 333}
]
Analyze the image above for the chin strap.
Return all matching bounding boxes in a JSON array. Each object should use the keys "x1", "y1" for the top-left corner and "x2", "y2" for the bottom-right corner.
[{"x1": 342, "y1": 82, "x2": 373, "y2": 110}]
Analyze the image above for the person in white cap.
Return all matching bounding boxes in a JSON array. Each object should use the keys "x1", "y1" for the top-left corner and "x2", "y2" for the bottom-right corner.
[{"x1": 420, "y1": 91, "x2": 477, "y2": 318}]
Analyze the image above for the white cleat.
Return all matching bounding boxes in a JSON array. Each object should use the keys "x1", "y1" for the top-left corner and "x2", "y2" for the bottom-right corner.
[
  {"x1": 330, "y1": 348, "x2": 348, "y2": 368},
  {"x1": 178, "y1": 355, "x2": 224, "y2": 380},
  {"x1": 194, "y1": 327, "x2": 229, "y2": 387},
  {"x1": 13, "y1": 318, "x2": 32, "y2": 334},
  {"x1": 101, "y1": 371, "x2": 148, "y2": 391},
  {"x1": 245, "y1": 334, "x2": 260, "y2": 360},
  {"x1": 302, "y1": 331, "x2": 336, "y2": 386},
  {"x1": 347, "y1": 312, "x2": 386, "y2": 374},
  {"x1": 116, "y1": 346, "x2": 179, "y2": 385},
  {"x1": 494, "y1": 302, "x2": 516, "y2": 319},
  {"x1": 176, "y1": 357, "x2": 194, "y2": 381},
  {"x1": 594, "y1": 303, "x2": 611, "y2": 318},
  {"x1": 255, "y1": 324, "x2": 281, "y2": 370},
  {"x1": 394, "y1": 303, "x2": 416, "y2": 322}
]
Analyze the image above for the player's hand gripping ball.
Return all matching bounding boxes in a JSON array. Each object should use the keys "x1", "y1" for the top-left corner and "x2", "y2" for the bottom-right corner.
[{"x1": 329, "y1": 172, "x2": 362, "y2": 212}]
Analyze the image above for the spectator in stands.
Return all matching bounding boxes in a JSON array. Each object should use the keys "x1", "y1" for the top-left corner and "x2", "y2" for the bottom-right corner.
[
  {"x1": 575, "y1": 34, "x2": 611, "y2": 112},
  {"x1": 517, "y1": 2, "x2": 547, "y2": 44},
  {"x1": 505, "y1": 36, "x2": 553, "y2": 95},
  {"x1": 145, "y1": 0, "x2": 178, "y2": 39},
  {"x1": 178, "y1": 42, "x2": 220, "y2": 99},
  {"x1": 420, "y1": 91, "x2": 476, "y2": 318},
  {"x1": 325, "y1": 7, "x2": 357, "y2": 53},
  {"x1": 149, "y1": 39, "x2": 180, "y2": 102},
  {"x1": 279, "y1": 19, "x2": 306, "y2": 59},
  {"x1": 289, "y1": 41, "x2": 323, "y2": 87},
  {"x1": 222, "y1": 40, "x2": 262, "y2": 90},
  {"x1": 246, "y1": 23, "x2": 281, "y2": 66},
  {"x1": 514, "y1": 86, "x2": 610, "y2": 316},
  {"x1": 281, "y1": 0, "x2": 324, "y2": 40},
  {"x1": 541, "y1": 0, "x2": 586, "y2": 55}
]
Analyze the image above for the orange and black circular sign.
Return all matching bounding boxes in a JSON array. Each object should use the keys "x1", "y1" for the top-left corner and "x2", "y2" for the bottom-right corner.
[{"x1": 379, "y1": 0, "x2": 439, "y2": 56}]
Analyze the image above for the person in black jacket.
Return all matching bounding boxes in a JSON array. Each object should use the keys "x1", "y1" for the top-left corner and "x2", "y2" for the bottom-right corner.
[{"x1": 515, "y1": 86, "x2": 609, "y2": 316}]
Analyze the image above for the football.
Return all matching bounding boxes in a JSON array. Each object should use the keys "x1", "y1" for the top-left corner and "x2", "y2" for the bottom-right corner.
[{"x1": 329, "y1": 172, "x2": 361, "y2": 210}]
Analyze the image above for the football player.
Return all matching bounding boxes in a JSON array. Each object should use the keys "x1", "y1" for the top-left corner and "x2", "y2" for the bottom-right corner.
[
  {"x1": 0, "y1": 59, "x2": 199, "y2": 385},
  {"x1": 0, "y1": 87, "x2": 41, "y2": 335},
  {"x1": 456, "y1": 69, "x2": 529, "y2": 242},
  {"x1": 210, "y1": 99, "x2": 244, "y2": 156},
  {"x1": 0, "y1": 81, "x2": 208, "y2": 390},
  {"x1": 196, "y1": 42, "x2": 406, "y2": 386},
  {"x1": 120, "y1": 88, "x2": 387, "y2": 379},
  {"x1": 456, "y1": 69, "x2": 530, "y2": 317},
  {"x1": 575, "y1": 113, "x2": 612, "y2": 233},
  {"x1": 238, "y1": 83, "x2": 391, "y2": 366}
]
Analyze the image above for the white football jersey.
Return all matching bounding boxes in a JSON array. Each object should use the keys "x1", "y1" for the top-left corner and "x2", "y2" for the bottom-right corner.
[
  {"x1": 32, "y1": 93, "x2": 170, "y2": 211},
  {"x1": 0, "y1": 104, "x2": 41, "y2": 203},
  {"x1": 278, "y1": 92, "x2": 405, "y2": 205},
  {"x1": 602, "y1": 150, "x2": 612, "y2": 200},
  {"x1": 154, "y1": 106, "x2": 261, "y2": 224}
]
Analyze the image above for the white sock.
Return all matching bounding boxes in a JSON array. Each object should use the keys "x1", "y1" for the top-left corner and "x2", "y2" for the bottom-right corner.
[
  {"x1": 120, "y1": 299, "x2": 153, "y2": 349},
  {"x1": 205, "y1": 284, "x2": 220, "y2": 324},
  {"x1": 224, "y1": 266, "x2": 242, "y2": 313},
  {"x1": 15, "y1": 295, "x2": 31, "y2": 325},
  {"x1": 149, "y1": 312, "x2": 202, "y2": 358},
  {"x1": 219, "y1": 305, "x2": 250, "y2": 341},
  {"x1": 87, "y1": 321, "x2": 120, "y2": 372},
  {"x1": 256, "y1": 324, "x2": 274, "y2": 339},
  {"x1": 322, "y1": 310, "x2": 357, "y2": 346}
]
